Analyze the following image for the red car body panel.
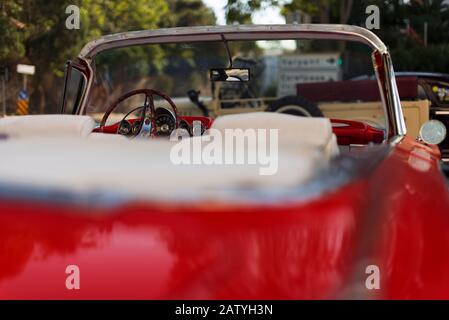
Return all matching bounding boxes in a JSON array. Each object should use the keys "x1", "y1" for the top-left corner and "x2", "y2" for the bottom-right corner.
[
  {"x1": 331, "y1": 119, "x2": 384, "y2": 145},
  {"x1": 0, "y1": 136, "x2": 448, "y2": 299}
]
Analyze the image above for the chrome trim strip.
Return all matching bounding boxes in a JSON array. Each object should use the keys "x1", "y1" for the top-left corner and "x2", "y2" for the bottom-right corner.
[
  {"x1": 79, "y1": 24, "x2": 388, "y2": 60},
  {"x1": 384, "y1": 53, "x2": 407, "y2": 136}
]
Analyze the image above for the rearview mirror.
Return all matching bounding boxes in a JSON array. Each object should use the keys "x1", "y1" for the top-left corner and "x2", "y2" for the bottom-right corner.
[{"x1": 210, "y1": 68, "x2": 250, "y2": 82}]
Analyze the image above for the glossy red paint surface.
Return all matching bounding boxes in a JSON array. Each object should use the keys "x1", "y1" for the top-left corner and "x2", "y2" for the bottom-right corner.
[
  {"x1": 331, "y1": 119, "x2": 384, "y2": 145},
  {"x1": 179, "y1": 116, "x2": 214, "y2": 128},
  {"x1": 0, "y1": 137, "x2": 448, "y2": 299}
]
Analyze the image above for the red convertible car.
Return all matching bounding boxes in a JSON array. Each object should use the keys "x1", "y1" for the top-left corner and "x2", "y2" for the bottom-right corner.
[{"x1": 0, "y1": 24, "x2": 449, "y2": 300}]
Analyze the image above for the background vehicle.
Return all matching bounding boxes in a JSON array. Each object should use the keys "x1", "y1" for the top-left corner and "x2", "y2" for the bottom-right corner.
[
  {"x1": 116, "y1": 49, "x2": 442, "y2": 158},
  {"x1": 349, "y1": 72, "x2": 449, "y2": 160}
]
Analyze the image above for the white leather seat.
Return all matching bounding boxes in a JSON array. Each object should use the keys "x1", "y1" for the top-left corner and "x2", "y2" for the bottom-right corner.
[
  {"x1": 211, "y1": 112, "x2": 339, "y2": 159},
  {"x1": 0, "y1": 113, "x2": 339, "y2": 200},
  {"x1": 0, "y1": 135, "x2": 323, "y2": 200},
  {"x1": 0, "y1": 115, "x2": 95, "y2": 138},
  {"x1": 88, "y1": 132, "x2": 129, "y2": 142}
]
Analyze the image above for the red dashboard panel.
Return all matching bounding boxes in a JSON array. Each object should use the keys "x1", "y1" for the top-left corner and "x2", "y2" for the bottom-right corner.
[
  {"x1": 179, "y1": 116, "x2": 213, "y2": 128},
  {"x1": 93, "y1": 116, "x2": 213, "y2": 135},
  {"x1": 94, "y1": 116, "x2": 382, "y2": 145}
]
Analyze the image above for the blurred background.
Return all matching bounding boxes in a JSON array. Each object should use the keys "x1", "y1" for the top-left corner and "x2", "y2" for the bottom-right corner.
[{"x1": 1, "y1": 0, "x2": 449, "y2": 115}]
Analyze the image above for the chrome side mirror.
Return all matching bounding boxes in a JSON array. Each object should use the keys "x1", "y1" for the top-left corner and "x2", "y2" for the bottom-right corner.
[{"x1": 418, "y1": 120, "x2": 447, "y2": 145}]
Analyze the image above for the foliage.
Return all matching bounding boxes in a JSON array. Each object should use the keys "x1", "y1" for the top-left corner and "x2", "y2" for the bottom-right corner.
[
  {"x1": 162, "y1": 0, "x2": 216, "y2": 27},
  {"x1": 348, "y1": 0, "x2": 449, "y2": 73},
  {"x1": 392, "y1": 44, "x2": 449, "y2": 73},
  {"x1": 3, "y1": 0, "x2": 449, "y2": 113},
  {"x1": 0, "y1": 1, "x2": 25, "y2": 63},
  {"x1": 222, "y1": 0, "x2": 449, "y2": 79},
  {"x1": 225, "y1": 0, "x2": 281, "y2": 24},
  {"x1": 0, "y1": 0, "x2": 216, "y2": 113}
]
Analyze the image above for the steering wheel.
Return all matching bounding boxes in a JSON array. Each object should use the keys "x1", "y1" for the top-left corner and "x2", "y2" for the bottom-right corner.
[{"x1": 99, "y1": 89, "x2": 179, "y2": 137}]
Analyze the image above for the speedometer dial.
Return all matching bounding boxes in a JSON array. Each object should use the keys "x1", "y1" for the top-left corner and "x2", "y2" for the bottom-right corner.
[
  {"x1": 132, "y1": 120, "x2": 142, "y2": 136},
  {"x1": 155, "y1": 114, "x2": 175, "y2": 136},
  {"x1": 118, "y1": 120, "x2": 132, "y2": 136}
]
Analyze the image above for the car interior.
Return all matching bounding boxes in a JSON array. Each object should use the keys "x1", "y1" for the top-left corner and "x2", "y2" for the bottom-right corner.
[
  {"x1": 0, "y1": 110, "x2": 387, "y2": 202},
  {"x1": 0, "y1": 36, "x2": 395, "y2": 201}
]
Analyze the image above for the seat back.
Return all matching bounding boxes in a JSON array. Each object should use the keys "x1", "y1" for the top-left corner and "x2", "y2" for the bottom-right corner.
[
  {"x1": 211, "y1": 112, "x2": 339, "y2": 159},
  {"x1": 0, "y1": 115, "x2": 95, "y2": 139}
]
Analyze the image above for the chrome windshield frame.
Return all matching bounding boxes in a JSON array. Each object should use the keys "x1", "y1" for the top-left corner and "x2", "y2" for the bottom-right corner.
[{"x1": 74, "y1": 24, "x2": 406, "y2": 138}]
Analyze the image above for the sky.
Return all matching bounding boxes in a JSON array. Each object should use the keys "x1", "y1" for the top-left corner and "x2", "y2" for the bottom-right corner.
[{"x1": 202, "y1": 0, "x2": 286, "y2": 25}]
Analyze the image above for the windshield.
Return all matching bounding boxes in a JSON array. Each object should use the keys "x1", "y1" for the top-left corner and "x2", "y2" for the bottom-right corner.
[
  {"x1": 85, "y1": 38, "x2": 386, "y2": 131},
  {"x1": 62, "y1": 66, "x2": 86, "y2": 115}
]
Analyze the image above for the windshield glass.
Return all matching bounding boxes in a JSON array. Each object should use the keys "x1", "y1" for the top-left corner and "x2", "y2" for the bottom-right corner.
[
  {"x1": 86, "y1": 38, "x2": 386, "y2": 131},
  {"x1": 63, "y1": 67, "x2": 86, "y2": 115}
]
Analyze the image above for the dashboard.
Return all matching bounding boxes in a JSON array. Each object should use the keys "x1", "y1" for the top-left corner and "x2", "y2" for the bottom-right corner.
[
  {"x1": 94, "y1": 107, "x2": 383, "y2": 145},
  {"x1": 96, "y1": 107, "x2": 212, "y2": 137}
]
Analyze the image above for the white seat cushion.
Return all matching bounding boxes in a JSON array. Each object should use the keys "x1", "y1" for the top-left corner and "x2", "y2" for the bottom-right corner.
[
  {"x1": 0, "y1": 136, "x2": 324, "y2": 200},
  {"x1": 0, "y1": 115, "x2": 95, "y2": 138},
  {"x1": 0, "y1": 113, "x2": 339, "y2": 201},
  {"x1": 211, "y1": 112, "x2": 339, "y2": 159},
  {"x1": 88, "y1": 132, "x2": 129, "y2": 142}
]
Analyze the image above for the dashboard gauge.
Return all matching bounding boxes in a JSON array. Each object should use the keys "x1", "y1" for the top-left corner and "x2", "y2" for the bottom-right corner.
[
  {"x1": 132, "y1": 120, "x2": 142, "y2": 136},
  {"x1": 155, "y1": 114, "x2": 176, "y2": 136},
  {"x1": 118, "y1": 120, "x2": 132, "y2": 136}
]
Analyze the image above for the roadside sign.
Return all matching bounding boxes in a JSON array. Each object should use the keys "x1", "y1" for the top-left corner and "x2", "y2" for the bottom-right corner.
[
  {"x1": 16, "y1": 89, "x2": 29, "y2": 115},
  {"x1": 17, "y1": 64, "x2": 36, "y2": 75},
  {"x1": 279, "y1": 70, "x2": 341, "y2": 97},
  {"x1": 279, "y1": 54, "x2": 341, "y2": 70},
  {"x1": 278, "y1": 53, "x2": 342, "y2": 97},
  {"x1": 17, "y1": 64, "x2": 35, "y2": 92}
]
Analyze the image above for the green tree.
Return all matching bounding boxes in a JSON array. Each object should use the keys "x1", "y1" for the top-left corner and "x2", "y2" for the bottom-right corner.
[
  {"x1": 161, "y1": 0, "x2": 216, "y2": 27},
  {"x1": 224, "y1": 0, "x2": 354, "y2": 25},
  {"x1": 225, "y1": 0, "x2": 281, "y2": 24},
  {"x1": 0, "y1": 0, "x2": 170, "y2": 113},
  {"x1": 0, "y1": 1, "x2": 26, "y2": 63},
  {"x1": 349, "y1": 0, "x2": 449, "y2": 73},
  {"x1": 282, "y1": 0, "x2": 354, "y2": 24}
]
